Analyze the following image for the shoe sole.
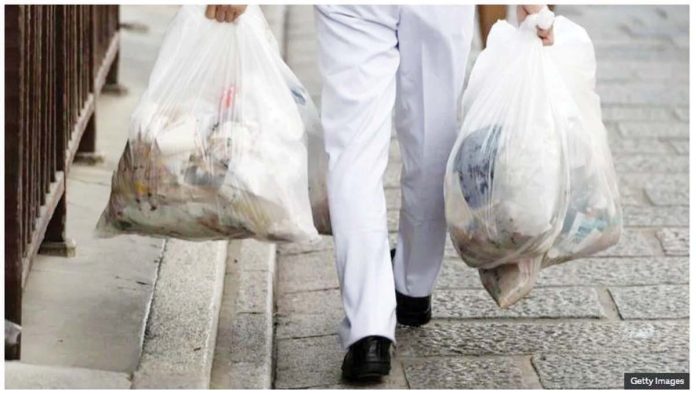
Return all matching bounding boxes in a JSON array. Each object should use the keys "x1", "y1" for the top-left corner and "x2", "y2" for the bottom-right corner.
[
  {"x1": 396, "y1": 309, "x2": 432, "y2": 327},
  {"x1": 342, "y1": 362, "x2": 391, "y2": 381}
]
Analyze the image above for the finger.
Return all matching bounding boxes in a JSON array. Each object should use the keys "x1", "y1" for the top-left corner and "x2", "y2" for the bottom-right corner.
[
  {"x1": 542, "y1": 30, "x2": 554, "y2": 46},
  {"x1": 225, "y1": 7, "x2": 235, "y2": 22},
  {"x1": 205, "y1": 5, "x2": 217, "y2": 20},
  {"x1": 215, "y1": 7, "x2": 226, "y2": 22},
  {"x1": 536, "y1": 27, "x2": 550, "y2": 38}
]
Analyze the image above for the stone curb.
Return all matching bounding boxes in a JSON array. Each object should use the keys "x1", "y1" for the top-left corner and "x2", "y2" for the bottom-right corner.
[
  {"x1": 131, "y1": 239, "x2": 228, "y2": 389},
  {"x1": 5, "y1": 361, "x2": 131, "y2": 389},
  {"x1": 210, "y1": 239, "x2": 277, "y2": 389}
]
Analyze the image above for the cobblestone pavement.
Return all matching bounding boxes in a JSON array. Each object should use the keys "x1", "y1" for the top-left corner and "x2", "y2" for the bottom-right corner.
[{"x1": 272, "y1": 5, "x2": 689, "y2": 389}]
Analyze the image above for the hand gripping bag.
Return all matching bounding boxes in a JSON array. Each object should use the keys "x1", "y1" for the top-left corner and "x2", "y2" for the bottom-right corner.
[
  {"x1": 96, "y1": 5, "x2": 318, "y2": 242},
  {"x1": 444, "y1": 9, "x2": 622, "y2": 307}
]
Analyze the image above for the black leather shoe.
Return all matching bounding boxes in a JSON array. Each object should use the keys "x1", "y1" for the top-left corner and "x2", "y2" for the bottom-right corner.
[
  {"x1": 396, "y1": 291, "x2": 432, "y2": 326},
  {"x1": 341, "y1": 336, "x2": 392, "y2": 381},
  {"x1": 390, "y1": 248, "x2": 433, "y2": 327}
]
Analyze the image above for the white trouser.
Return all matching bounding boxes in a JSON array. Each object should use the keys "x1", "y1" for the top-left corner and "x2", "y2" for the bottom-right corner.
[{"x1": 314, "y1": 5, "x2": 475, "y2": 349}]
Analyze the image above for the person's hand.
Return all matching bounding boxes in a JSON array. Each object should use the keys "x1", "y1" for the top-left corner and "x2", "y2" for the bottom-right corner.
[
  {"x1": 517, "y1": 5, "x2": 554, "y2": 46},
  {"x1": 205, "y1": 5, "x2": 247, "y2": 23}
]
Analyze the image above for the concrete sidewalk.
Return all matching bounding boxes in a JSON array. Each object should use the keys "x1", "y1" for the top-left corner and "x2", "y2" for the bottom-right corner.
[{"x1": 272, "y1": 5, "x2": 689, "y2": 389}]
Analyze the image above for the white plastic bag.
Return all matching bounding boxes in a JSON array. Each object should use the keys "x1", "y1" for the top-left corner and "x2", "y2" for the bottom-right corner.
[
  {"x1": 445, "y1": 9, "x2": 621, "y2": 306},
  {"x1": 275, "y1": 60, "x2": 332, "y2": 235},
  {"x1": 96, "y1": 5, "x2": 318, "y2": 243}
]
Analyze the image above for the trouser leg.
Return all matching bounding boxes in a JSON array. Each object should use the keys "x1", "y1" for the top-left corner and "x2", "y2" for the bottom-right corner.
[
  {"x1": 314, "y1": 5, "x2": 400, "y2": 349},
  {"x1": 392, "y1": 5, "x2": 475, "y2": 297}
]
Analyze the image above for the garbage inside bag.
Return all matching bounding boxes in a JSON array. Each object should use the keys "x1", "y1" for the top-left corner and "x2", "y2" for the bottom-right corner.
[
  {"x1": 445, "y1": 9, "x2": 622, "y2": 307},
  {"x1": 478, "y1": 257, "x2": 541, "y2": 308},
  {"x1": 96, "y1": 5, "x2": 318, "y2": 242}
]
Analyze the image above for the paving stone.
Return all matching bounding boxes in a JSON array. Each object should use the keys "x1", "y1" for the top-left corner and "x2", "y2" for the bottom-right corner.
[
  {"x1": 396, "y1": 320, "x2": 688, "y2": 357},
  {"x1": 597, "y1": 62, "x2": 688, "y2": 83},
  {"x1": 607, "y1": 137, "x2": 673, "y2": 154},
  {"x1": 436, "y1": 260, "x2": 484, "y2": 290},
  {"x1": 656, "y1": 228, "x2": 689, "y2": 256},
  {"x1": 433, "y1": 288, "x2": 604, "y2": 319},
  {"x1": 594, "y1": 228, "x2": 662, "y2": 257},
  {"x1": 277, "y1": 288, "x2": 342, "y2": 315},
  {"x1": 610, "y1": 285, "x2": 689, "y2": 319},
  {"x1": 613, "y1": 154, "x2": 688, "y2": 173},
  {"x1": 674, "y1": 107, "x2": 689, "y2": 121},
  {"x1": 384, "y1": 164, "x2": 401, "y2": 189},
  {"x1": 602, "y1": 107, "x2": 675, "y2": 122},
  {"x1": 533, "y1": 352, "x2": 689, "y2": 389},
  {"x1": 278, "y1": 236, "x2": 334, "y2": 256},
  {"x1": 385, "y1": 187, "x2": 402, "y2": 210},
  {"x1": 276, "y1": 310, "x2": 345, "y2": 340},
  {"x1": 618, "y1": 173, "x2": 688, "y2": 190},
  {"x1": 623, "y1": 205, "x2": 689, "y2": 226},
  {"x1": 619, "y1": 185, "x2": 649, "y2": 206},
  {"x1": 645, "y1": 185, "x2": 690, "y2": 206},
  {"x1": 311, "y1": 362, "x2": 409, "y2": 389},
  {"x1": 537, "y1": 257, "x2": 688, "y2": 287},
  {"x1": 403, "y1": 357, "x2": 526, "y2": 389},
  {"x1": 669, "y1": 139, "x2": 689, "y2": 155},
  {"x1": 598, "y1": 84, "x2": 688, "y2": 105},
  {"x1": 277, "y1": 251, "x2": 338, "y2": 294},
  {"x1": 236, "y1": 270, "x2": 270, "y2": 313},
  {"x1": 618, "y1": 122, "x2": 689, "y2": 139},
  {"x1": 4, "y1": 362, "x2": 132, "y2": 389},
  {"x1": 273, "y1": 335, "x2": 340, "y2": 388}
]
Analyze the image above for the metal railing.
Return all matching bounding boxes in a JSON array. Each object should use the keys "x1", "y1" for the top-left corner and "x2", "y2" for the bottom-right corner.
[{"x1": 4, "y1": 5, "x2": 120, "y2": 360}]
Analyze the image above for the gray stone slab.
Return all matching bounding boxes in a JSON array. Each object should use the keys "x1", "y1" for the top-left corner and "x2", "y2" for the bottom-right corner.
[
  {"x1": 645, "y1": 185, "x2": 690, "y2": 206},
  {"x1": 433, "y1": 288, "x2": 604, "y2": 319},
  {"x1": 385, "y1": 187, "x2": 402, "y2": 210},
  {"x1": 396, "y1": 320, "x2": 688, "y2": 357},
  {"x1": 439, "y1": 256, "x2": 687, "y2": 291},
  {"x1": 276, "y1": 310, "x2": 345, "y2": 340},
  {"x1": 311, "y1": 362, "x2": 409, "y2": 389},
  {"x1": 607, "y1": 137, "x2": 673, "y2": 154},
  {"x1": 610, "y1": 285, "x2": 689, "y2": 319},
  {"x1": 538, "y1": 257, "x2": 688, "y2": 287},
  {"x1": 5, "y1": 362, "x2": 131, "y2": 389},
  {"x1": 533, "y1": 352, "x2": 690, "y2": 389},
  {"x1": 669, "y1": 139, "x2": 689, "y2": 154},
  {"x1": 618, "y1": 122, "x2": 689, "y2": 139},
  {"x1": 613, "y1": 154, "x2": 688, "y2": 174},
  {"x1": 384, "y1": 164, "x2": 401, "y2": 189},
  {"x1": 276, "y1": 334, "x2": 407, "y2": 389},
  {"x1": 20, "y1": 167, "x2": 163, "y2": 373},
  {"x1": 619, "y1": 173, "x2": 688, "y2": 190},
  {"x1": 623, "y1": 205, "x2": 689, "y2": 226},
  {"x1": 403, "y1": 357, "x2": 527, "y2": 389},
  {"x1": 211, "y1": 313, "x2": 272, "y2": 386},
  {"x1": 132, "y1": 240, "x2": 228, "y2": 389},
  {"x1": 656, "y1": 228, "x2": 689, "y2": 256},
  {"x1": 598, "y1": 84, "x2": 688, "y2": 105},
  {"x1": 277, "y1": 250, "x2": 339, "y2": 294},
  {"x1": 594, "y1": 228, "x2": 662, "y2": 257},
  {"x1": 278, "y1": 236, "x2": 334, "y2": 256},
  {"x1": 277, "y1": 288, "x2": 342, "y2": 315},
  {"x1": 211, "y1": 240, "x2": 275, "y2": 389},
  {"x1": 436, "y1": 260, "x2": 484, "y2": 290},
  {"x1": 674, "y1": 107, "x2": 689, "y2": 121}
]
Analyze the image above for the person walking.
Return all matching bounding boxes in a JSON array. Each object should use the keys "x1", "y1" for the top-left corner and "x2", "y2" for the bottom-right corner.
[{"x1": 205, "y1": 3, "x2": 554, "y2": 382}]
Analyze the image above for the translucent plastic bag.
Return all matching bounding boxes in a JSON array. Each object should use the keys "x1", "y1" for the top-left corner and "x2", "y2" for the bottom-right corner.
[
  {"x1": 96, "y1": 5, "x2": 318, "y2": 242},
  {"x1": 276, "y1": 61, "x2": 332, "y2": 235},
  {"x1": 445, "y1": 9, "x2": 622, "y2": 307}
]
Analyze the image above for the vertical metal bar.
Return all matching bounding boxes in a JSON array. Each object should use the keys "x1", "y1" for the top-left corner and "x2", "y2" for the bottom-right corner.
[
  {"x1": 77, "y1": 5, "x2": 96, "y2": 154},
  {"x1": 5, "y1": 4, "x2": 24, "y2": 361},
  {"x1": 105, "y1": 5, "x2": 119, "y2": 85},
  {"x1": 44, "y1": 5, "x2": 67, "y2": 245}
]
